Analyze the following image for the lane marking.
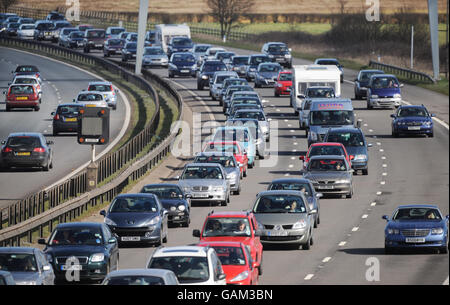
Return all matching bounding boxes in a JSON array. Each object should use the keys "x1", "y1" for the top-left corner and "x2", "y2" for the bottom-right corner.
[
  {"x1": 443, "y1": 277, "x2": 449, "y2": 285},
  {"x1": 380, "y1": 181, "x2": 386, "y2": 185},
  {"x1": 382, "y1": 164, "x2": 387, "y2": 168},
  {"x1": 362, "y1": 214, "x2": 369, "y2": 219},
  {"x1": 377, "y1": 191, "x2": 382, "y2": 195},
  {"x1": 338, "y1": 241, "x2": 346, "y2": 246},
  {"x1": 322, "y1": 257, "x2": 332, "y2": 263},
  {"x1": 304, "y1": 274, "x2": 314, "y2": 280},
  {"x1": 352, "y1": 227, "x2": 359, "y2": 232},
  {"x1": 382, "y1": 172, "x2": 387, "y2": 176},
  {"x1": 371, "y1": 202, "x2": 377, "y2": 206}
]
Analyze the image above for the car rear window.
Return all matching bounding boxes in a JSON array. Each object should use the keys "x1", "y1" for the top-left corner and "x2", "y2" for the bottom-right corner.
[
  {"x1": 88, "y1": 84, "x2": 112, "y2": 92},
  {"x1": 77, "y1": 93, "x2": 103, "y2": 101},
  {"x1": 16, "y1": 66, "x2": 38, "y2": 73},
  {"x1": 10, "y1": 85, "x2": 34, "y2": 95},
  {"x1": 309, "y1": 145, "x2": 345, "y2": 157},
  {"x1": 58, "y1": 105, "x2": 81, "y2": 114},
  {"x1": 7, "y1": 136, "x2": 40, "y2": 148},
  {"x1": 105, "y1": 275, "x2": 165, "y2": 285},
  {"x1": 87, "y1": 30, "x2": 105, "y2": 38},
  {"x1": 14, "y1": 78, "x2": 37, "y2": 85}
]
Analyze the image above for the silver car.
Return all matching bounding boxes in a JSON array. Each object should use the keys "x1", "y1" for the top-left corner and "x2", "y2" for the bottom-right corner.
[
  {"x1": 252, "y1": 190, "x2": 316, "y2": 250},
  {"x1": 209, "y1": 71, "x2": 238, "y2": 101},
  {"x1": 302, "y1": 155, "x2": 354, "y2": 198},
  {"x1": 225, "y1": 118, "x2": 266, "y2": 159},
  {"x1": 194, "y1": 152, "x2": 242, "y2": 195},
  {"x1": 0, "y1": 247, "x2": 55, "y2": 285},
  {"x1": 177, "y1": 163, "x2": 230, "y2": 206},
  {"x1": 232, "y1": 108, "x2": 271, "y2": 142},
  {"x1": 192, "y1": 44, "x2": 212, "y2": 67},
  {"x1": 142, "y1": 46, "x2": 169, "y2": 68},
  {"x1": 86, "y1": 82, "x2": 119, "y2": 110},
  {"x1": 102, "y1": 268, "x2": 179, "y2": 285},
  {"x1": 74, "y1": 91, "x2": 109, "y2": 108},
  {"x1": 106, "y1": 26, "x2": 126, "y2": 39}
]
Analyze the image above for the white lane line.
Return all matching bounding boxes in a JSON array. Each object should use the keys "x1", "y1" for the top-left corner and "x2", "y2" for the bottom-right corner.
[
  {"x1": 380, "y1": 181, "x2": 386, "y2": 185},
  {"x1": 443, "y1": 276, "x2": 449, "y2": 285},
  {"x1": 382, "y1": 164, "x2": 387, "y2": 168},
  {"x1": 289, "y1": 164, "x2": 294, "y2": 168},
  {"x1": 338, "y1": 241, "x2": 347, "y2": 246},
  {"x1": 363, "y1": 123, "x2": 368, "y2": 127},
  {"x1": 382, "y1": 172, "x2": 387, "y2": 176},
  {"x1": 379, "y1": 149, "x2": 384, "y2": 152},
  {"x1": 352, "y1": 227, "x2": 359, "y2": 232},
  {"x1": 371, "y1": 202, "x2": 377, "y2": 206},
  {"x1": 290, "y1": 157, "x2": 296, "y2": 160},
  {"x1": 304, "y1": 274, "x2": 314, "y2": 281},
  {"x1": 381, "y1": 156, "x2": 386, "y2": 160},
  {"x1": 377, "y1": 191, "x2": 382, "y2": 195},
  {"x1": 377, "y1": 142, "x2": 381, "y2": 146},
  {"x1": 322, "y1": 257, "x2": 332, "y2": 263},
  {"x1": 362, "y1": 214, "x2": 369, "y2": 219},
  {"x1": 293, "y1": 142, "x2": 298, "y2": 145},
  {"x1": 369, "y1": 129, "x2": 373, "y2": 132},
  {"x1": 290, "y1": 130, "x2": 295, "y2": 133}
]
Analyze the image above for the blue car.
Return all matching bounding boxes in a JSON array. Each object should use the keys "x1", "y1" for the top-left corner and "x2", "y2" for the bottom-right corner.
[
  {"x1": 354, "y1": 69, "x2": 384, "y2": 99},
  {"x1": 168, "y1": 52, "x2": 197, "y2": 78},
  {"x1": 382, "y1": 205, "x2": 449, "y2": 254},
  {"x1": 391, "y1": 105, "x2": 435, "y2": 138},
  {"x1": 367, "y1": 74, "x2": 403, "y2": 109}
]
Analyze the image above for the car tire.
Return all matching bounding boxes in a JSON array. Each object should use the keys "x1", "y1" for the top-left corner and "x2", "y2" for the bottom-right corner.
[
  {"x1": 34, "y1": 106, "x2": 40, "y2": 111},
  {"x1": 346, "y1": 189, "x2": 353, "y2": 199},
  {"x1": 384, "y1": 246, "x2": 394, "y2": 254},
  {"x1": 243, "y1": 168, "x2": 247, "y2": 177},
  {"x1": 362, "y1": 169, "x2": 368, "y2": 175},
  {"x1": 163, "y1": 230, "x2": 168, "y2": 243},
  {"x1": 198, "y1": 85, "x2": 204, "y2": 90},
  {"x1": 43, "y1": 162, "x2": 50, "y2": 172},
  {"x1": 234, "y1": 185, "x2": 241, "y2": 195},
  {"x1": 302, "y1": 240, "x2": 311, "y2": 250},
  {"x1": 367, "y1": 100, "x2": 373, "y2": 109},
  {"x1": 53, "y1": 129, "x2": 58, "y2": 136},
  {"x1": 5, "y1": 105, "x2": 11, "y2": 112},
  {"x1": 221, "y1": 200, "x2": 227, "y2": 207},
  {"x1": 275, "y1": 91, "x2": 280, "y2": 97}
]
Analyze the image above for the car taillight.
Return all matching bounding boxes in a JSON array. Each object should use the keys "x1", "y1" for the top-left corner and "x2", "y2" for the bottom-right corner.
[
  {"x1": 35, "y1": 73, "x2": 39, "y2": 78},
  {"x1": 53, "y1": 114, "x2": 60, "y2": 120},
  {"x1": 2, "y1": 147, "x2": 12, "y2": 153},
  {"x1": 110, "y1": 85, "x2": 114, "y2": 95},
  {"x1": 33, "y1": 147, "x2": 46, "y2": 153}
]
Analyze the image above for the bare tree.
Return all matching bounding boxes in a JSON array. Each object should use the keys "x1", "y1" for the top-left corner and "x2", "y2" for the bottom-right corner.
[
  {"x1": 0, "y1": 0, "x2": 18, "y2": 13},
  {"x1": 337, "y1": 0, "x2": 348, "y2": 14},
  {"x1": 206, "y1": 0, "x2": 255, "y2": 39}
]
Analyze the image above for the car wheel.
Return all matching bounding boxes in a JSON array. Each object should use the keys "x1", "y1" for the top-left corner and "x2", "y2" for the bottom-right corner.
[
  {"x1": 234, "y1": 185, "x2": 241, "y2": 195},
  {"x1": 317, "y1": 214, "x2": 320, "y2": 225},
  {"x1": 162, "y1": 229, "x2": 168, "y2": 243},
  {"x1": 275, "y1": 91, "x2": 280, "y2": 97},
  {"x1": 302, "y1": 240, "x2": 311, "y2": 250},
  {"x1": 5, "y1": 106, "x2": 11, "y2": 112},
  {"x1": 243, "y1": 168, "x2": 247, "y2": 177},
  {"x1": 314, "y1": 217, "x2": 318, "y2": 228},
  {"x1": 367, "y1": 100, "x2": 373, "y2": 109},
  {"x1": 294, "y1": 110, "x2": 299, "y2": 116},
  {"x1": 43, "y1": 162, "x2": 50, "y2": 172},
  {"x1": 362, "y1": 169, "x2": 368, "y2": 175},
  {"x1": 346, "y1": 189, "x2": 353, "y2": 199},
  {"x1": 221, "y1": 200, "x2": 227, "y2": 207},
  {"x1": 34, "y1": 106, "x2": 40, "y2": 111},
  {"x1": 384, "y1": 246, "x2": 394, "y2": 254},
  {"x1": 53, "y1": 129, "x2": 58, "y2": 136}
]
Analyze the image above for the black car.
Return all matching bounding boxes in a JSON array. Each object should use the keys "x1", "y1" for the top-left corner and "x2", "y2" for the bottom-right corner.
[
  {"x1": 121, "y1": 42, "x2": 137, "y2": 62},
  {"x1": 103, "y1": 38, "x2": 125, "y2": 57},
  {"x1": 167, "y1": 37, "x2": 194, "y2": 58},
  {"x1": 354, "y1": 69, "x2": 384, "y2": 99},
  {"x1": 65, "y1": 31, "x2": 85, "y2": 48},
  {"x1": 51, "y1": 103, "x2": 83, "y2": 135},
  {"x1": 1, "y1": 133, "x2": 53, "y2": 171},
  {"x1": 168, "y1": 52, "x2": 197, "y2": 78},
  {"x1": 140, "y1": 184, "x2": 191, "y2": 227},
  {"x1": 33, "y1": 20, "x2": 56, "y2": 41},
  {"x1": 230, "y1": 56, "x2": 250, "y2": 77},
  {"x1": 261, "y1": 42, "x2": 293, "y2": 68},
  {"x1": 39, "y1": 222, "x2": 119, "y2": 283},
  {"x1": 100, "y1": 194, "x2": 169, "y2": 246},
  {"x1": 197, "y1": 60, "x2": 228, "y2": 90}
]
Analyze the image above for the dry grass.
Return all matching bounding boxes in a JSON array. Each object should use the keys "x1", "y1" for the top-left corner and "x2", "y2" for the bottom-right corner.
[{"x1": 15, "y1": 0, "x2": 448, "y2": 14}]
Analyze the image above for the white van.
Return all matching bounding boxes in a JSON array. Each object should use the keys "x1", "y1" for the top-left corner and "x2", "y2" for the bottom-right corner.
[
  {"x1": 154, "y1": 24, "x2": 191, "y2": 53},
  {"x1": 290, "y1": 65, "x2": 341, "y2": 114}
]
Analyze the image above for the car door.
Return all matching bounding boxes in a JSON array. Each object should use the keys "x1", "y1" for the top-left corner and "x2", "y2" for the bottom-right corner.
[
  {"x1": 102, "y1": 224, "x2": 119, "y2": 271},
  {"x1": 210, "y1": 251, "x2": 226, "y2": 285},
  {"x1": 36, "y1": 250, "x2": 54, "y2": 285}
]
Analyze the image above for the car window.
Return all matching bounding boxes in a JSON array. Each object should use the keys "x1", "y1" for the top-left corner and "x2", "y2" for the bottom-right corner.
[
  {"x1": 172, "y1": 54, "x2": 195, "y2": 63},
  {"x1": 397, "y1": 108, "x2": 428, "y2": 117},
  {"x1": 310, "y1": 110, "x2": 354, "y2": 126},
  {"x1": 232, "y1": 57, "x2": 249, "y2": 65},
  {"x1": 48, "y1": 227, "x2": 104, "y2": 246},
  {"x1": 258, "y1": 64, "x2": 280, "y2": 72},
  {"x1": 269, "y1": 183, "x2": 312, "y2": 196},
  {"x1": 14, "y1": 78, "x2": 37, "y2": 85},
  {"x1": 268, "y1": 44, "x2": 288, "y2": 53},
  {"x1": 214, "y1": 129, "x2": 250, "y2": 143},
  {"x1": 308, "y1": 159, "x2": 348, "y2": 171},
  {"x1": 109, "y1": 196, "x2": 158, "y2": 213},
  {"x1": 149, "y1": 256, "x2": 209, "y2": 284},
  {"x1": 88, "y1": 84, "x2": 112, "y2": 92},
  {"x1": 235, "y1": 111, "x2": 264, "y2": 121},
  {"x1": 194, "y1": 45, "x2": 210, "y2": 52},
  {"x1": 195, "y1": 156, "x2": 236, "y2": 168},
  {"x1": 393, "y1": 208, "x2": 442, "y2": 220},
  {"x1": 203, "y1": 63, "x2": 227, "y2": 72},
  {"x1": 307, "y1": 88, "x2": 334, "y2": 98},
  {"x1": 203, "y1": 217, "x2": 251, "y2": 237},
  {"x1": 327, "y1": 132, "x2": 364, "y2": 147},
  {"x1": 181, "y1": 166, "x2": 223, "y2": 180},
  {"x1": 0, "y1": 254, "x2": 38, "y2": 272},
  {"x1": 254, "y1": 195, "x2": 307, "y2": 214},
  {"x1": 144, "y1": 48, "x2": 165, "y2": 55},
  {"x1": 371, "y1": 77, "x2": 399, "y2": 89},
  {"x1": 87, "y1": 30, "x2": 105, "y2": 38},
  {"x1": 6, "y1": 136, "x2": 40, "y2": 148},
  {"x1": 141, "y1": 186, "x2": 183, "y2": 199},
  {"x1": 204, "y1": 143, "x2": 240, "y2": 154},
  {"x1": 58, "y1": 105, "x2": 81, "y2": 115},
  {"x1": 10, "y1": 85, "x2": 34, "y2": 95},
  {"x1": 309, "y1": 145, "x2": 345, "y2": 157},
  {"x1": 105, "y1": 275, "x2": 165, "y2": 285},
  {"x1": 279, "y1": 73, "x2": 292, "y2": 81},
  {"x1": 77, "y1": 93, "x2": 103, "y2": 101}
]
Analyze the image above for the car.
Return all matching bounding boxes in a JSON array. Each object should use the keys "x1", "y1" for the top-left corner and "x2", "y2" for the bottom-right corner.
[
  {"x1": 73, "y1": 91, "x2": 109, "y2": 108},
  {"x1": 203, "y1": 141, "x2": 248, "y2": 178},
  {"x1": 212, "y1": 126, "x2": 257, "y2": 168},
  {"x1": 204, "y1": 47, "x2": 226, "y2": 61},
  {"x1": 46, "y1": 11, "x2": 65, "y2": 22},
  {"x1": 226, "y1": 92, "x2": 262, "y2": 115},
  {"x1": 142, "y1": 46, "x2": 169, "y2": 68},
  {"x1": 167, "y1": 36, "x2": 194, "y2": 58},
  {"x1": 252, "y1": 190, "x2": 316, "y2": 249},
  {"x1": 215, "y1": 51, "x2": 236, "y2": 65},
  {"x1": 209, "y1": 71, "x2": 239, "y2": 101},
  {"x1": 105, "y1": 26, "x2": 126, "y2": 39},
  {"x1": 38, "y1": 222, "x2": 119, "y2": 283},
  {"x1": 354, "y1": 69, "x2": 384, "y2": 99},
  {"x1": 102, "y1": 269, "x2": 179, "y2": 285},
  {"x1": 194, "y1": 152, "x2": 242, "y2": 195},
  {"x1": 274, "y1": 70, "x2": 293, "y2": 97},
  {"x1": 87, "y1": 81, "x2": 119, "y2": 110},
  {"x1": 10, "y1": 75, "x2": 42, "y2": 98},
  {"x1": 262, "y1": 42, "x2": 293, "y2": 68},
  {"x1": 52, "y1": 21, "x2": 72, "y2": 42},
  {"x1": 1, "y1": 133, "x2": 53, "y2": 171},
  {"x1": 314, "y1": 58, "x2": 344, "y2": 83},
  {"x1": 168, "y1": 52, "x2": 197, "y2": 78},
  {"x1": 83, "y1": 29, "x2": 106, "y2": 53},
  {"x1": 51, "y1": 103, "x2": 82, "y2": 136},
  {"x1": 246, "y1": 54, "x2": 271, "y2": 82},
  {"x1": 17, "y1": 24, "x2": 35, "y2": 39},
  {"x1": 118, "y1": 31, "x2": 130, "y2": 40},
  {"x1": 192, "y1": 43, "x2": 211, "y2": 66},
  {"x1": 144, "y1": 30, "x2": 157, "y2": 46},
  {"x1": 366, "y1": 74, "x2": 403, "y2": 109},
  {"x1": 76, "y1": 24, "x2": 94, "y2": 33},
  {"x1": 231, "y1": 108, "x2": 270, "y2": 142},
  {"x1": 57, "y1": 27, "x2": 77, "y2": 46},
  {"x1": 192, "y1": 211, "x2": 264, "y2": 275},
  {"x1": 64, "y1": 30, "x2": 85, "y2": 48},
  {"x1": 267, "y1": 178, "x2": 322, "y2": 228},
  {"x1": 125, "y1": 32, "x2": 137, "y2": 43},
  {"x1": 5, "y1": 22, "x2": 20, "y2": 36},
  {"x1": 229, "y1": 55, "x2": 250, "y2": 77},
  {"x1": 196, "y1": 241, "x2": 259, "y2": 285},
  {"x1": 0, "y1": 13, "x2": 18, "y2": 26},
  {"x1": 3, "y1": 84, "x2": 41, "y2": 111},
  {"x1": 222, "y1": 85, "x2": 255, "y2": 113},
  {"x1": 391, "y1": 105, "x2": 435, "y2": 138},
  {"x1": 219, "y1": 77, "x2": 249, "y2": 103},
  {"x1": 228, "y1": 102, "x2": 263, "y2": 119},
  {"x1": 0, "y1": 247, "x2": 55, "y2": 285},
  {"x1": 33, "y1": 20, "x2": 56, "y2": 41},
  {"x1": 197, "y1": 60, "x2": 228, "y2": 90},
  {"x1": 382, "y1": 205, "x2": 449, "y2": 254},
  {"x1": 12, "y1": 65, "x2": 41, "y2": 82},
  {"x1": 146, "y1": 246, "x2": 226, "y2": 285},
  {"x1": 121, "y1": 41, "x2": 137, "y2": 62},
  {"x1": 254, "y1": 62, "x2": 283, "y2": 88},
  {"x1": 324, "y1": 127, "x2": 372, "y2": 175},
  {"x1": 100, "y1": 193, "x2": 169, "y2": 246},
  {"x1": 103, "y1": 38, "x2": 125, "y2": 57},
  {"x1": 140, "y1": 184, "x2": 191, "y2": 227},
  {"x1": 300, "y1": 142, "x2": 352, "y2": 172},
  {"x1": 298, "y1": 86, "x2": 336, "y2": 129},
  {"x1": 177, "y1": 163, "x2": 231, "y2": 206},
  {"x1": 302, "y1": 155, "x2": 354, "y2": 198},
  {"x1": 0, "y1": 270, "x2": 15, "y2": 285},
  {"x1": 225, "y1": 118, "x2": 266, "y2": 159}
]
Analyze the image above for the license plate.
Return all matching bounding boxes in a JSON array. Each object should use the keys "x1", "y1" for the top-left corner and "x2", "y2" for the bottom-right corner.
[
  {"x1": 408, "y1": 126, "x2": 421, "y2": 130},
  {"x1": 95, "y1": 44, "x2": 102, "y2": 47},
  {"x1": 17, "y1": 152, "x2": 31, "y2": 156},
  {"x1": 193, "y1": 193, "x2": 208, "y2": 198},
  {"x1": 65, "y1": 118, "x2": 77, "y2": 122},
  {"x1": 173, "y1": 216, "x2": 180, "y2": 220},
  {"x1": 318, "y1": 185, "x2": 334, "y2": 189},
  {"x1": 121, "y1": 236, "x2": 140, "y2": 242},
  {"x1": 46, "y1": 32, "x2": 51, "y2": 35},
  {"x1": 181, "y1": 70, "x2": 190, "y2": 73},
  {"x1": 77, "y1": 42, "x2": 83, "y2": 46},
  {"x1": 61, "y1": 264, "x2": 82, "y2": 271},
  {"x1": 16, "y1": 96, "x2": 28, "y2": 100},
  {"x1": 86, "y1": 104, "x2": 97, "y2": 107},
  {"x1": 405, "y1": 237, "x2": 425, "y2": 243},
  {"x1": 268, "y1": 230, "x2": 288, "y2": 236}
]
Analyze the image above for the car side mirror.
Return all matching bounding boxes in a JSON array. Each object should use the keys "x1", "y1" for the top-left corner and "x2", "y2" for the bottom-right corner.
[
  {"x1": 350, "y1": 169, "x2": 355, "y2": 173},
  {"x1": 175, "y1": 175, "x2": 180, "y2": 180},
  {"x1": 100, "y1": 210, "x2": 106, "y2": 217},
  {"x1": 252, "y1": 262, "x2": 258, "y2": 269},
  {"x1": 51, "y1": 112, "x2": 55, "y2": 116},
  {"x1": 7, "y1": 82, "x2": 11, "y2": 86},
  {"x1": 217, "y1": 273, "x2": 226, "y2": 281},
  {"x1": 390, "y1": 114, "x2": 396, "y2": 118},
  {"x1": 367, "y1": 143, "x2": 373, "y2": 147},
  {"x1": 299, "y1": 155, "x2": 305, "y2": 161},
  {"x1": 382, "y1": 215, "x2": 389, "y2": 221},
  {"x1": 350, "y1": 155, "x2": 355, "y2": 160},
  {"x1": 185, "y1": 194, "x2": 192, "y2": 199},
  {"x1": 399, "y1": 84, "x2": 404, "y2": 88},
  {"x1": 316, "y1": 193, "x2": 323, "y2": 198},
  {"x1": 108, "y1": 237, "x2": 117, "y2": 244},
  {"x1": 38, "y1": 238, "x2": 47, "y2": 245},
  {"x1": 309, "y1": 209, "x2": 317, "y2": 215},
  {"x1": 192, "y1": 229, "x2": 201, "y2": 238},
  {"x1": 162, "y1": 209, "x2": 168, "y2": 216},
  {"x1": 46, "y1": 141, "x2": 54, "y2": 145},
  {"x1": 354, "y1": 78, "x2": 358, "y2": 82}
]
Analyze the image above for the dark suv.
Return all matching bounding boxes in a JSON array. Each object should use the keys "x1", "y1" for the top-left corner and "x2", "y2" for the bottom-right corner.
[
  {"x1": 83, "y1": 29, "x2": 106, "y2": 53},
  {"x1": 197, "y1": 60, "x2": 228, "y2": 90},
  {"x1": 261, "y1": 42, "x2": 292, "y2": 68},
  {"x1": 167, "y1": 37, "x2": 194, "y2": 58}
]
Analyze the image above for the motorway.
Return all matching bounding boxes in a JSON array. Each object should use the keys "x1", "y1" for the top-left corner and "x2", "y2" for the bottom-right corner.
[{"x1": 0, "y1": 47, "x2": 129, "y2": 209}]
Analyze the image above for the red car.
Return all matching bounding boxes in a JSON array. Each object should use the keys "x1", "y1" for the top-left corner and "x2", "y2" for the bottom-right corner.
[
  {"x1": 197, "y1": 241, "x2": 259, "y2": 285},
  {"x1": 274, "y1": 70, "x2": 292, "y2": 97},
  {"x1": 193, "y1": 211, "x2": 264, "y2": 275},
  {"x1": 203, "y1": 141, "x2": 248, "y2": 178},
  {"x1": 4, "y1": 84, "x2": 40, "y2": 111},
  {"x1": 300, "y1": 142, "x2": 353, "y2": 170}
]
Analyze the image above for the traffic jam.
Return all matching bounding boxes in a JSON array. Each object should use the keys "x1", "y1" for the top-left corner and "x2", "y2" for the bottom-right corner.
[{"x1": 0, "y1": 10, "x2": 448, "y2": 286}]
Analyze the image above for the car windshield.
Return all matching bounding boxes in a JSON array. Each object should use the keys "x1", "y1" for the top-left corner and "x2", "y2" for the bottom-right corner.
[
  {"x1": 194, "y1": 45, "x2": 210, "y2": 53},
  {"x1": 181, "y1": 166, "x2": 223, "y2": 180},
  {"x1": 397, "y1": 107, "x2": 428, "y2": 117},
  {"x1": 259, "y1": 64, "x2": 281, "y2": 73},
  {"x1": 14, "y1": 78, "x2": 37, "y2": 85},
  {"x1": 316, "y1": 60, "x2": 339, "y2": 66},
  {"x1": 214, "y1": 129, "x2": 250, "y2": 143},
  {"x1": 310, "y1": 110, "x2": 354, "y2": 126},
  {"x1": 70, "y1": 32, "x2": 84, "y2": 38},
  {"x1": 55, "y1": 23, "x2": 71, "y2": 29},
  {"x1": 77, "y1": 93, "x2": 102, "y2": 101},
  {"x1": 309, "y1": 145, "x2": 345, "y2": 157},
  {"x1": 108, "y1": 39, "x2": 124, "y2": 46},
  {"x1": 224, "y1": 79, "x2": 248, "y2": 88},
  {"x1": 128, "y1": 34, "x2": 137, "y2": 41},
  {"x1": 61, "y1": 28, "x2": 75, "y2": 35},
  {"x1": 393, "y1": 208, "x2": 442, "y2": 221},
  {"x1": 212, "y1": 246, "x2": 246, "y2": 266},
  {"x1": 0, "y1": 254, "x2": 38, "y2": 272},
  {"x1": 227, "y1": 87, "x2": 253, "y2": 96},
  {"x1": 10, "y1": 85, "x2": 34, "y2": 95},
  {"x1": 16, "y1": 66, "x2": 38, "y2": 73},
  {"x1": 279, "y1": 73, "x2": 292, "y2": 81},
  {"x1": 87, "y1": 30, "x2": 105, "y2": 38},
  {"x1": 208, "y1": 48, "x2": 224, "y2": 56},
  {"x1": 217, "y1": 53, "x2": 234, "y2": 60},
  {"x1": 250, "y1": 56, "x2": 270, "y2": 65},
  {"x1": 269, "y1": 183, "x2": 313, "y2": 196},
  {"x1": 21, "y1": 25, "x2": 35, "y2": 30},
  {"x1": 36, "y1": 23, "x2": 54, "y2": 30},
  {"x1": 308, "y1": 159, "x2": 347, "y2": 171},
  {"x1": 307, "y1": 88, "x2": 335, "y2": 98},
  {"x1": 111, "y1": 28, "x2": 124, "y2": 34},
  {"x1": 371, "y1": 77, "x2": 399, "y2": 89},
  {"x1": 141, "y1": 186, "x2": 182, "y2": 199},
  {"x1": 172, "y1": 54, "x2": 195, "y2": 62},
  {"x1": 109, "y1": 196, "x2": 158, "y2": 213},
  {"x1": 126, "y1": 43, "x2": 137, "y2": 49},
  {"x1": 360, "y1": 71, "x2": 383, "y2": 81},
  {"x1": 326, "y1": 132, "x2": 365, "y2": 147},
  {"x1": 144, "y1": 48, "x2": 165, "y2": 55},
  {"x1": 226, "y1": 121, "x2": 259, "y2": 138},
  {"x1": 232, "y1": 104, "x2": 262, "y2": 113},
  {"x1": 105, "y1": 275, "x2": 165, "y2": 285},
  {"x1": 215, "y1": 75, "x2": 232, "y2": 84},
  {"x1": 6, "y1": 136, "x2": 40, "y2": 148},
  {"x1": 268, "y1": 44, "x2": 288, "y2": 53},
  {"x1": 149, "y1": 257, "x2": 209, "y2": 284},
  {"x1": 58, "y1": 105, "x2": 81, "y2": 115},
  {"x1": 8, "y1": 23, "x2": 20, "y2": 28},
  {"x1": 204, "y1": 143, "x2": 239, "y2": 154},
  {"x1": 172, "y1": 38, "x2": 192, "y2": 46},
  {"x1": 254, "y1": 195, "x2": 307, "y2": 213},
  {"x1": 203, "y1": 63, "x2": 227, "y2": 72},
  {"x1": 232, "y1": 57, "x2": 249, "y2": 65},
  {"x1": 88, "y1": 84, "x2": 112, "y2": 92},
  {"x1": 234, "y1": 111, "x2": 265, "y2": 121},
  {"x1": 195, "y1": 155, "x2": 236, "y2": 168},
  {"x1": 48, "y1": 227, "x2": 104, "y2": 246},
  {"x1": 203, "y1": 218, "x2": 251, "y2": 237}
]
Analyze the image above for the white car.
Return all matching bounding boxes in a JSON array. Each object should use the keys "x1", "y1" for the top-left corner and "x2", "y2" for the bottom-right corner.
[
  {"x1": 204, "y1": 47, "x2": 226, "y2": 61},
  {"x1": 146, "y1": 246, "x2": 226, "y2": 285},
  {"x1": 10, "y1": 76, "x2": 42, "y2": 98},
  {"x1": 17, "y1": 24, "x2": 35, "y2": 39},
  {"x1": 87, "y1": 81, "x2": 119, "y2": 110},
  {"x1": 74, "y1": 91, "x2": 108, "y2": 108}
]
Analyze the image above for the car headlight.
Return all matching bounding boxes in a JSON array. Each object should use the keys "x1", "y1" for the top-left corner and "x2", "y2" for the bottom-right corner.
[
  {"x1": 293, "y1": 220, "x2": 307, "y2": 229},
  {"x1": 104, "y1": 218, "x2": 117, "y2": 226},
  {"x1": 268, "y1": 54, "x2": 274, "y2": 58},
  {"x1": 202, "y1": 75, "x2": 208, "y2": 80},
  {"x1": 335, "y1": 179, "x2": 350, "y2": 184},
  {"x1": 170, "y1": 206, "x2": 176, "y2": 211},
  {"x1": 213, "y1": 186, "x2": 225, "y2": 192},
  {"x1": 90, "y1": 253, "x2": 105, "y2": 263},
  {"x1": 191, "y1": 64, "x2": 197, "y2": 69},
  {"x1": 431, "y1": 228, "x2": 444, "y2": 235},
  {"x1": 230, "y1": 271, "x2": 249, "y2": 282},
  {"x1": 353, "y1": 154, "x2": 367, "y2": 161},
  {"x1": 144, "y1": 216, "x2": 161, "y2": 226},
  {"x1": 183, "y1": 187, "x2": 190, "y2": 192},
  {"x1": 250, "y1": 68, "x2": 256, "y2": 72},
  {"x1": 387, "y1": 229, "x2": 399, "y2": 235},
  {"x1": 371, "y1": 95, "x2": 378, "y2": 98},
  {"x1": 227, "y1": 172, "x2": 237, "y2": 180},
  {"x1": 285, "y1": 54, "x2": 291, "y2": 58},
  {"x1": 423, "y1": 121, "x2": 432, "y2": 127},
  {"x1": 309, "y1": 131, "x2": 318, "y2": 141},
  {"x1": 178, "y1": 205, "x2": 186, "y2": 211},
  {"x1": 394, "y1": 94, "x2": 401, "y2": 98}
]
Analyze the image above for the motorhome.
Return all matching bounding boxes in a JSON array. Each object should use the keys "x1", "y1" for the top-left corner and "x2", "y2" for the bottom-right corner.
[{"x1": 154, "y1": 24, "x2": 191, "y2": 53}]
